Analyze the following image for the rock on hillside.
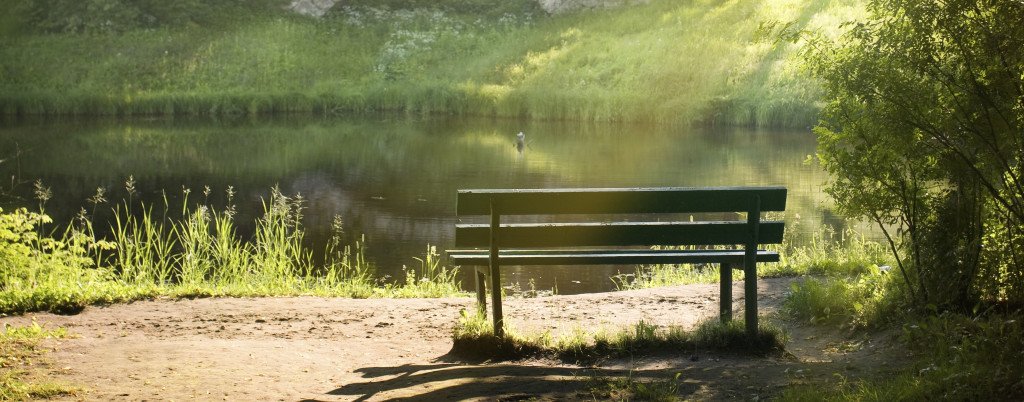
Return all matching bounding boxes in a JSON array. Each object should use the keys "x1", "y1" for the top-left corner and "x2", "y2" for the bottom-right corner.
[
  {"x1": 289, "y1": 0, "x2": 648, "y2": 17},
  {"x1": 538, "y1": 0, "x2": 650, "y2": 14}
]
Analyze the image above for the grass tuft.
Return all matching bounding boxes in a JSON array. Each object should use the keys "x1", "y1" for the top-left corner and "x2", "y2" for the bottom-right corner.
[
  {"x1": 450, "y1": 311, "x2": 785, "y2": 363},
  {"x1": 783, "y1": 269, "x2": 898, "y2": 329}
]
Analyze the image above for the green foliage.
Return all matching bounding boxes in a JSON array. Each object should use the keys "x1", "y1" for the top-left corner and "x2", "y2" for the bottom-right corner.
[
  {"x1": 807, "y1": 0, "x2": 1024, "y2": 309},
  {"x1": 777, "y1": 225, "x2": 891, "y2": 277},
  {"x1": 0, "y1": 207, "x2": 130, "y2": 314}
]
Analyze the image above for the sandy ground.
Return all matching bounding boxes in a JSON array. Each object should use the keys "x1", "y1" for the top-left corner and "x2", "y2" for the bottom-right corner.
[{"x1": 1, "y1": 278, "x2": 910, "y2": 401}]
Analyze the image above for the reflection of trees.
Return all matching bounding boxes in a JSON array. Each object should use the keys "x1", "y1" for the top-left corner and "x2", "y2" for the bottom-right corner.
[{"x1": 1, "y1": 115, "x2": 832, "y2": 287}]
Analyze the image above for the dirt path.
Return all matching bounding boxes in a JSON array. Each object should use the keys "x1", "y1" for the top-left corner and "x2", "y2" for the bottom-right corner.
[{"x1": 1, "y1": 278, "x2": 910, "y2": 401}]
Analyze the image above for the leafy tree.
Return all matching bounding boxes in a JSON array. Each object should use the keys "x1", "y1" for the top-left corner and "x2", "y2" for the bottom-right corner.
[{"x1": 808, "y1": 0, "x2": 1024, "y2": 309}]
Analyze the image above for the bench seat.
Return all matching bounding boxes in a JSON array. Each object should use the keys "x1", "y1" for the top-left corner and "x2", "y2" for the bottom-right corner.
[{"x1": 447, "y1": 249, "x2": 779, "y2": 266}]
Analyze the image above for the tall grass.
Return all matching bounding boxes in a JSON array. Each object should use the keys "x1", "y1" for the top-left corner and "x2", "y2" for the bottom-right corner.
[
  {"x1": 613, "y1": 225, "x2": 893, "y2": 291},
  {"x1": 0, "y1": 186, "x2": 465, "y2": 315},
  {"x1": 0, "y1": 0, "x2": 864, "y2": 127}
]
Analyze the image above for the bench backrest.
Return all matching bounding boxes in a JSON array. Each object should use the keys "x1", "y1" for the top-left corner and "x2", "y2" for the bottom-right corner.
[{"x1": 454, "y1": 187, "x2": 786, "y2": 248}]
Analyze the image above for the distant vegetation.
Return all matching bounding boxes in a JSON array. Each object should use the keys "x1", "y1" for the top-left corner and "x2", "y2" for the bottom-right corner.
[{"x1": 0, "y1": 0, "x2": 863, "y2": 127}]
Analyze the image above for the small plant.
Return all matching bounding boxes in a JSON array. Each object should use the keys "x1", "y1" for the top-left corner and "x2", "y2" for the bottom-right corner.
[
  {"x1": 0, "y1": 321, "x2": 77, "y2": 400},
  {"x1": 587, "y1": 371, "x2": 683, "y2": 402},
  {"x1": 691, "y1": 318, "x2": 787, "y2": 356}
]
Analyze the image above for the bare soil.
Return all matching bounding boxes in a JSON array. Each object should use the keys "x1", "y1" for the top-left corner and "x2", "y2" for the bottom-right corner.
[{"x1": 1, "y1": 278, "x2": 911, "y2": 401}]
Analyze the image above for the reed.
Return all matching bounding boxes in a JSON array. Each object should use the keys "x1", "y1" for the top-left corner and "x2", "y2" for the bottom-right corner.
[{"x1": 0, "y1": 185, "x2": 465, "y2": 315}]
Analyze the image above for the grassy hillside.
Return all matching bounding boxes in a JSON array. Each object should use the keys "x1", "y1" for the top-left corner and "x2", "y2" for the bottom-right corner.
[{"x1": 0, "y1": 0, "x2": 863, "y2": 126}]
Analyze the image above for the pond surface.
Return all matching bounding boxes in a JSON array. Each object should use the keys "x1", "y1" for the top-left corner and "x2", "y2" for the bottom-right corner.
[{"x1": 0, "y1": 115, "x2": 840, "y2": 294}]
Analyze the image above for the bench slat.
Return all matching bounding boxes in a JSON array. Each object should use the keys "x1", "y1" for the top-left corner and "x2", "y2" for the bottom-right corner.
[
  {"x1": 447, "y1": 249, "x2": 780, "y2": 266},
  {"x1": 456, "y1": 187, "x2": 786, "y2": 215},
  {"x1": 454, "y1": 221, "x2": 784, "y2": 248}
]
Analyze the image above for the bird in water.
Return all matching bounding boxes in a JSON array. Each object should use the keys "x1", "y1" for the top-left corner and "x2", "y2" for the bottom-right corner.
[{"x1": 515, "y1": 131, "x2": 526, "y2": 153}]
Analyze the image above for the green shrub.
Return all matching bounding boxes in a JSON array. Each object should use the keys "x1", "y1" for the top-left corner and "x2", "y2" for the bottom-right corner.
[{"x1": 782, "y1": 270, "x2": 898, "y2": 328}]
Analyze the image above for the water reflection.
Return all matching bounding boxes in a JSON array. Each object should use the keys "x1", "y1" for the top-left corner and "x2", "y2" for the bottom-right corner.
[{"x1": 0, "y1": 114, "x2": 832, "y2": 293}]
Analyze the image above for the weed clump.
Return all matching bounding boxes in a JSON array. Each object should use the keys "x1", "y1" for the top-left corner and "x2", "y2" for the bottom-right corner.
[{"x1": 0, "y1": 321, "x2": 77, "y2": 400}]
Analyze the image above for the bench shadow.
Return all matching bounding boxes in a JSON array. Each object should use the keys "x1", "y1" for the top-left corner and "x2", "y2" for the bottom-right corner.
[{"x1": 323, "y1": 359, "x2": 704, "y2": 402}]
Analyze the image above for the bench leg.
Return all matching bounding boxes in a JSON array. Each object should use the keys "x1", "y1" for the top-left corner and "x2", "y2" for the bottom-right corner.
[
  {"x1": 489, "y1": 200, "x2": 504, "y2": 337},
  {"x1": 490, "y1": 265, "x2": 503, "y2": 337},
  {"x1": 475, "y1": 267, "x2": 487, "y2": 314},
  {"x1": 744, "y1": 196, "x2": 761, "y2": 339},
  {"x1": 719, "y1": 263, "x2": 732, "y2": 323},
  {"x1": 744, "y1": 263, "x2": 758, "y2": 338}
]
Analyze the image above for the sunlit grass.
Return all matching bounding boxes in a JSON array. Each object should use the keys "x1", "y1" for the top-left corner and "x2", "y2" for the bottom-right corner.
[
  {"x1": 0, "y1": 0, "x2": 864, "y2": 127},
  {"x1": 450, "y1": 310, "x2": 786, "y2": 362},
  {"x1": 0, "y1": 185, "x2": 465, "y2": 316},
  {"x1": 613, "y1": 225, "x2": 892, "y2": 291}
]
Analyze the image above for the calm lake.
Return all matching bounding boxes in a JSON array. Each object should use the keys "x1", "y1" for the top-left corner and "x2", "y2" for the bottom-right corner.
[{"x1": 0, "y1": 114, "x2": 840, "y2": 294}]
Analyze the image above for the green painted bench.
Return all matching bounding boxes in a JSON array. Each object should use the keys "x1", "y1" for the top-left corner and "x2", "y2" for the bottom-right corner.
[{"x1": 446, "y1": 186, "x2": 787, "y2": 337}]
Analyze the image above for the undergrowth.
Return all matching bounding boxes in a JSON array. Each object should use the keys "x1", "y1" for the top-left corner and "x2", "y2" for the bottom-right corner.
[
  {"x1": 778, "y1": 263, "x2": 1023, "y2": 400},
  {"x1": 780, "y1": 311, "x2": 1024, "y2": 401},
  {"x1": 450, "y1": 310, "x2": 786, "y2": 363}
]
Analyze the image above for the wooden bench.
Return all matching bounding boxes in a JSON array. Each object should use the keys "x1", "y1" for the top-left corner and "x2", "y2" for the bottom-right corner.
[{"x1": 446, "y1": 187, "x2": 786, "y2": 337}]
